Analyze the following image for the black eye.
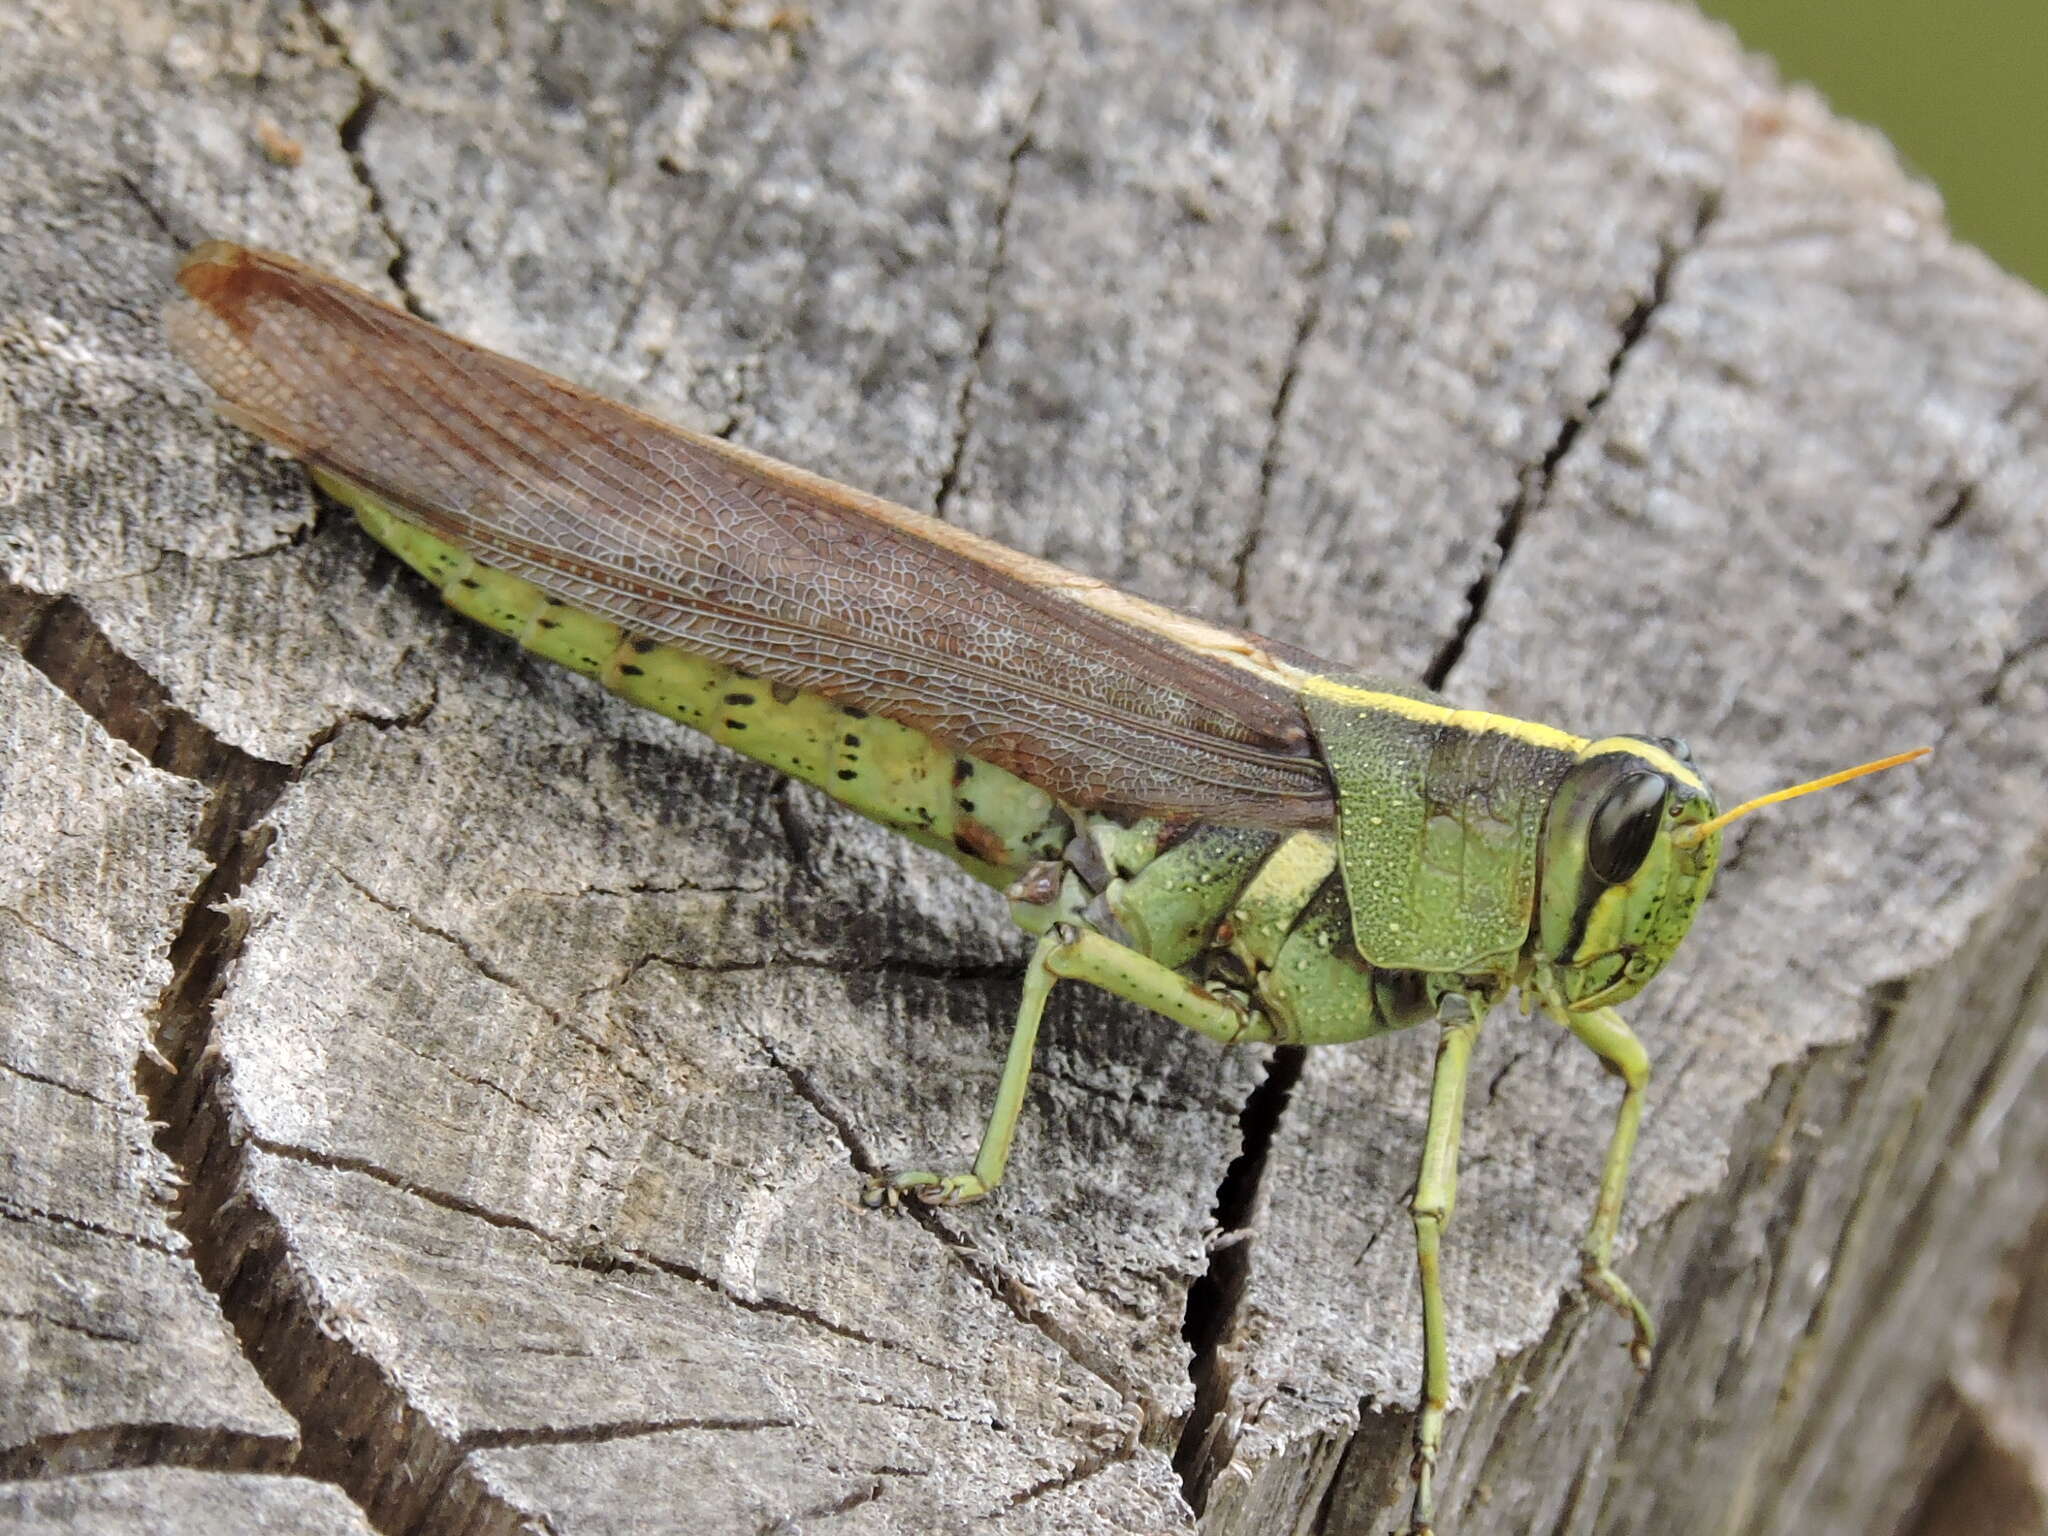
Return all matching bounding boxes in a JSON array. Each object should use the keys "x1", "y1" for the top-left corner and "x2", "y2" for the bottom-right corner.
[{"x1": 1588, "y1": 771, "x2": 1667, "y2": 884}]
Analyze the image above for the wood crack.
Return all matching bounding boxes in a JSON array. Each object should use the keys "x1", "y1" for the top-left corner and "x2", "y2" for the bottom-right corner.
[
  {"x1": 249, "y1": 1130, "x2": 913, "y2": 1358},
  {"x1": 1006, "y1": 1441, "x2": 1138, "y2": 1509},
  {"x1": 333, "y1": 870, "x2": 569, "y2": 1091},
  {"x1": 754, "y1": 1036, "x2": 1149, "y2": 1424},
  {"x1": 0, "y1": 1200, "x2": 183, "y2": 1261},
  {"x1": 0, "y1": 1048, "x2": 121, "y2": 1105},
  {"x1": 0, "y1": 904, "x2": 90, "y2": 965},
  {"x1": 458, "y1": 1414, "x2": 801, "y2": 1453},
  {"x1": 247, "y1": 1133, "x2": 571, "y2": 1246},
  {"x1": 0, "y1": 1423, "x2": 299, "y2": 1483},
  {"x1": 629, "y1": 1247, "x2": 908, "y2": 1356},
  {"x1": 53, "y1": 604, "x2": 528, "y2": 1532},
  {"x1": 1172, "y1": 1045, "x2": 1303, "y2": 1511},
  {"x1": 1230, "y1": 111, "x2": 1357, "y2": 615},
  {"x1": 0, "y1": 587, "x2": 289, "y2": 809},
  {"x1": 931, "y1": 17, "x2": 1052, "y2": 519},
  {"x1": 1887, "y1": 476, "x2": 1980, "y2": 610},
  {"x1": 113, "y1": 170, "x2": 181, "y2": 247},
  {"x1": 0, "y1": 1307, "x2": 142, "y2": 1346},
  {"x1": 770, "y1": 778, "x2": 820, "y2": 884},
  {"x1": 1980, "y1": 631, "x2": 2048, "y2": 708},
  {"x1": 0, "y1": 583, "x2": 391, "y2": 1509},
  {"x1": 637, "y1": 949, "x2": 1022, "y2": 986},
  {"x1": 301, "y1": 0, "x2": 424, "y2": 319},
  {"x1": 789, "y1": 1477, "x2": 891, "y2": 1524},
  {"x1": 1424, "y1": 186, "x2": 1725, "y2": 691}
]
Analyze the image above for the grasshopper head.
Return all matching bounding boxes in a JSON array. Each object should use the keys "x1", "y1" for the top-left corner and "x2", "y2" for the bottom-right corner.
[
  {"x1": 1536, "y1": 736, "x2": 1719, "y2": 1011},
  {"x1": 1535, "y1": 740, "x2": 1931, "y2": 1011}
]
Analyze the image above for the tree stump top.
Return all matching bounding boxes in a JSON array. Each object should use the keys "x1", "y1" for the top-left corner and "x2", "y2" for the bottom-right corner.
[{"x1": 4, "y1": 1, "x2": 2044, "y2": 1532}]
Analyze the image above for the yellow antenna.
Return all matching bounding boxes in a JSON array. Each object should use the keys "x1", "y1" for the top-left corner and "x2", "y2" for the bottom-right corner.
[{"x1": 1672, "y1": 746, "x2": 1931, "y2": 849}]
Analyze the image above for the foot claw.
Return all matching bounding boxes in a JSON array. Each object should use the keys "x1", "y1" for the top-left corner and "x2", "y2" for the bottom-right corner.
[
  {"x1": 1582, "y1": 1259, "x2": 1656, "y2": 1370},
  {"x1": 862, "y1": 1170, "x2": 992, "y2": 1208}
]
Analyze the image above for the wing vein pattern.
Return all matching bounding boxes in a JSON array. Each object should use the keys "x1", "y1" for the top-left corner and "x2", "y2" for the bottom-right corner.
[{"x1": 167, "y1": 245, "x2": 1338, "y2": 827}]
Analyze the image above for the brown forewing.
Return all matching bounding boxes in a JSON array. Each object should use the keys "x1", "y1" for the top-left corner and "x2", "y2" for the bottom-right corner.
[{"x1": 166, "y1": 244, "x2": 1338, "y2": 828}]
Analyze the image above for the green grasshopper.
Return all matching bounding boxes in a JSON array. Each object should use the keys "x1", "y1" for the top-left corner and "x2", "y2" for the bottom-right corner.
[{"x1": 167, "y1": 241, "x2": 1924, "y2": 1534}]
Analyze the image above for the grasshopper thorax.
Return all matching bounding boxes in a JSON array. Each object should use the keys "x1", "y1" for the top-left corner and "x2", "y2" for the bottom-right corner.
[{"x1": 1535, "y1": 735, "x2": 1721, "y2": 1011}]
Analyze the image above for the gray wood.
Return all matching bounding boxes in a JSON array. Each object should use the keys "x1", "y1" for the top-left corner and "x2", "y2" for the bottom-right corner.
[
  {"x1": 1904, "y1": 1208, "x2": 2048, "y2": 1536},
  {"x1": 2, "y1": 2, "x2": 2043, "y2": 1534},
  {"x1": 0, "y1": 643, "x2": 302, "y2": 1481},
  {"x1": 0, "y1": 1469, "x2": 377, "y2": 1534}
]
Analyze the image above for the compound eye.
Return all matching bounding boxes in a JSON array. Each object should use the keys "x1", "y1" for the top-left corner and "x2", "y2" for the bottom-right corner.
[{"x1": 1587, "y1": 771, "x2": 1667, "y2": 885}]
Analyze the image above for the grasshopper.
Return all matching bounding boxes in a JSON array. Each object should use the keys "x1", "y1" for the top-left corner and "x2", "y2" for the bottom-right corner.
[{"x1": 167, "y1": 242, "x2": 1924, "y2": 1533}]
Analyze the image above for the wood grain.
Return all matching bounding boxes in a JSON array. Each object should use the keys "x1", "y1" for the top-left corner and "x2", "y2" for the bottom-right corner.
[{"x1": 3, "y1": 0, "x2": 2044, "y2": 1531}]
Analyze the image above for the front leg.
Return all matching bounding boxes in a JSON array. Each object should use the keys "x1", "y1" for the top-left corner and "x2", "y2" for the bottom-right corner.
[
  {"x1": 865, "y1": 924, "x2": 1273, "y2": 1208},
  {"x1": 1555, "y1": 1004, "x2": 1656, "y2": 1365}
]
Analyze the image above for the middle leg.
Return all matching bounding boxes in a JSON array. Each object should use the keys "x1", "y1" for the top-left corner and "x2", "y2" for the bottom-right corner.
[{"x1": 1406, "y1": 995, "x2": 1483, "y2": 1536}]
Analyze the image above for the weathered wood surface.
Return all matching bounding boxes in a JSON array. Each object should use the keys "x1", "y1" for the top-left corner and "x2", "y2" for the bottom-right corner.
[
  {"x1": 0, "y1": 1469, "x2": 377, "y2": 1535},
  {"x1": 2, "y1": 1, "x2": 2044, "y2": 1533},
  {"x1": 0, "y1": 645, "x2": 301, "y2": 1480}
]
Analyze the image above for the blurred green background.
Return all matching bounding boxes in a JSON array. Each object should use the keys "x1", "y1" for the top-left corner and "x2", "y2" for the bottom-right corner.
[{"x1": 1698, "y1": 0, "x2": 2047, "y2": 292}]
